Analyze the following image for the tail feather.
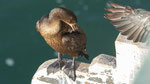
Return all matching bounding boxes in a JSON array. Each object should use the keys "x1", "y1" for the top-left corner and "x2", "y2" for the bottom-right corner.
[{"x1": 79, "y1": 49, "x2": 89, "y2": 60}]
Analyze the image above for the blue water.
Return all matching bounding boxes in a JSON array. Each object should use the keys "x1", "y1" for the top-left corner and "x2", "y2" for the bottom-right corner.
[{"x1": 0, "y1": 0, "x2": 150, "y2": 84}]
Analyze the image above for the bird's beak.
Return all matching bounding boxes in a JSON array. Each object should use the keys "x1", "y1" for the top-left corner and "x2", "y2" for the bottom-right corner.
[{"x1": 70, "y1": 23, "x2": 79, "y2": 31}]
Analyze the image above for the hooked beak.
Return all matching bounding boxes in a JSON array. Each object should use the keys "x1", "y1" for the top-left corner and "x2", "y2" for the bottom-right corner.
[{"x1": 70, "y1": 23, "x2": 79, "y2": 31}]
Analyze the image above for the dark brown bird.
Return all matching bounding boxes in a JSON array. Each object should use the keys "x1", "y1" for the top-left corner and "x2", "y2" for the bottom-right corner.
[
  {"x1": 36, "y1": 7, "x2": 89, "y2": 81},
  {"x1": 105, "y1": 3, "x2": 150, "y2": 42}
]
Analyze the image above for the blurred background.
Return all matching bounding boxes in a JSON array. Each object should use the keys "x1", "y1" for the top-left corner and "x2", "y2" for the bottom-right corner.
[{"x1": 0, "y1": 0, "x2": 150, "y2": 84}]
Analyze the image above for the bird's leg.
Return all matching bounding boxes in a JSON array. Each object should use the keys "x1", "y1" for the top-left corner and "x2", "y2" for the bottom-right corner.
[
  {"x1": 47, "y1": 52, "x2": 65, "y2": 74},
  {"x1": 72, "y1": 56, "x2": 76, "y2": 81},
  {"x1": 57, "y1": 53, "x2": 65, "y2": 70},
  {"x1": 63, "y1": 56, "x2": 76, "y2": 81}
]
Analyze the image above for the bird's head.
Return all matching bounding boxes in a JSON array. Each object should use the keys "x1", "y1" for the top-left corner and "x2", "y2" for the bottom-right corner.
[{"x1": 36, "y1": 14, "x2": 49, "y2": 33}]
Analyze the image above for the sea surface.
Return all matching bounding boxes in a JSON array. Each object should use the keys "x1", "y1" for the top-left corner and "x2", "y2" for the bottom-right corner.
[{"x1": 0, "y1": 0, "x2": 150, "y2": 84}]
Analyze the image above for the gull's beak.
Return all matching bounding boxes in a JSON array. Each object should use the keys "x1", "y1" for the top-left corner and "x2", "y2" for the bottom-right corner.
[{"x1": 70, "y1": 23, "x2": 79, "y2": 31}]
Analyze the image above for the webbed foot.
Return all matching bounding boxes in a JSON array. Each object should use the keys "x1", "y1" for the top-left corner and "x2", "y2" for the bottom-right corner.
[
  {"x1": 64, "y1": 65, "x2": 76, "y2": 81},
  {"x1": 63, "y1": 58, "x2": 76, "y2": 81},
  {"x1": 47, "y1": 60, "x2": 65, "y2": 74}
]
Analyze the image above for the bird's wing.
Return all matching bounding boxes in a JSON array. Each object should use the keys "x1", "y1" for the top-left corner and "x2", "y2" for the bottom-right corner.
[
  {"x1": 62, "y1": 31, "x2": 89, "y2": 59},
  {"x1": 105, "y1": 3, "x2": 150, "y2": 42},
  {"x1": 61, "y1": 23, "x2": 87, "y2": 51},
  {"x1": 62, "y1": 30, "x2": 86, "y2": 51}
]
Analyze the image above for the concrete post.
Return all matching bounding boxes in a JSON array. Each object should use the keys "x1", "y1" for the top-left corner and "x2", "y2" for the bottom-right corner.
[{"x1": 114, "y1": 34, "x2": 149, "y2": 84}]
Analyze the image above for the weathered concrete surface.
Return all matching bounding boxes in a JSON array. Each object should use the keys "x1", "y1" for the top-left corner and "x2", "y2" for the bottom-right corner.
[{"x1": 31, "y1": 54, "x2": 116, "y2": 84}]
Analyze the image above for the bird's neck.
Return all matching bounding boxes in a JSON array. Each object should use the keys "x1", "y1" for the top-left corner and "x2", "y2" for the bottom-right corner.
[
  {"x1": 40, "y1": 18, "x2": 61, "y2": 36},
  {"x1": 41, "y1": 9, "x2": 71, "y2": 36},
  {"x1": 49, "y1": 9, "x2": 70, "y2": 25}
]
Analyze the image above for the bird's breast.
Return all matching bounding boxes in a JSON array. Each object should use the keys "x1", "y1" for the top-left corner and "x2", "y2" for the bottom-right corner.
[{"x1": 43, "y1": 32, "x2": 86, "y2": 56}]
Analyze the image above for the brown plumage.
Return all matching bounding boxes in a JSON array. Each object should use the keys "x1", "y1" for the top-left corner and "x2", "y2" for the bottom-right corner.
[
  {"x1": 36, "y1": 7, "x2": 89, "y2": 81},
  {"x1": 105, "y1": 3, "x2": 150, "y2": 42}
]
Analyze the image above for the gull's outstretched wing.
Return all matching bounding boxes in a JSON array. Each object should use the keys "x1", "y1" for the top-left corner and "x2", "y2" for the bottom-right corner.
[{"x1": 105, "y1": 3, "x2": 150, "y2": 42}]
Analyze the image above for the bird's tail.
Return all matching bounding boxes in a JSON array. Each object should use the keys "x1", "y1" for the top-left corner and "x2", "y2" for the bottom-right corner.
[{"x1": 79, "y1": 49, "x2": 89, "y2": 60}]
